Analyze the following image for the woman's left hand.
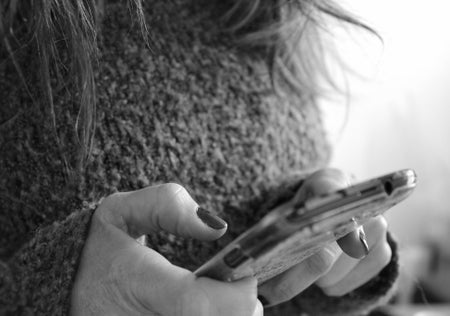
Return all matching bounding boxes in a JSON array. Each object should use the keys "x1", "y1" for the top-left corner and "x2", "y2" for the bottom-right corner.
[{"x1": 258, "y1": 169, "x2": 392, "y2": 306}]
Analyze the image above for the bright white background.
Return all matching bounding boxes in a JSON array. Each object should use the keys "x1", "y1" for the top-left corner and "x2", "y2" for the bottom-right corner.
[{"x1": 322, "y1": 1, "x2": 450, "y2": 247}]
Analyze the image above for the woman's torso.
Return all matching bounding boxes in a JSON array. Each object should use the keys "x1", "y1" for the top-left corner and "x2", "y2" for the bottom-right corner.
[{"x1": 0, "y1": 0, "x2": 330, "y2": 265}]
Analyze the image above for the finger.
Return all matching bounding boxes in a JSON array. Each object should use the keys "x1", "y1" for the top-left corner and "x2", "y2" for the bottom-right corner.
[
  {"x1": 258, "y1": 242, "x2": 341, "y2": 306},
  {"x1": 320, "y1": 239, "x2": 391, "y2": 297},
  {"x1": 315, "y1": 253, "x2": 360, "y2": 289},
  {"x1": 294, "y1": 168, "x2": 351, "y2": 202},
  {"x1": 319, "y1": 223, "x2": 391, "y2": 296},
  {"x1": 97, "y1": 183, "x2": 227, "y2": 241},
  {"x1": 337, "y1": 229, "x2": 369, "y2": 259},
  {"x1": 297, "y1": 169, "x2": 372, "y2": 259},
  {"x1": 316, "y1": 216, "x2": 387, "y2": 288},
  {"x1": 252, "y1": 300, "x2": 264, "y2": 316}
]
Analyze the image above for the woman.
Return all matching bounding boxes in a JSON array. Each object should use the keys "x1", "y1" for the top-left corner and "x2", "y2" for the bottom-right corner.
[{"x1": 0, "y1": 0, "x2": 398, "y2": 315}]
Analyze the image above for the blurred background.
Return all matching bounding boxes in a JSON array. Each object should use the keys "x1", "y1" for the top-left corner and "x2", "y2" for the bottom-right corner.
[{"x1": 320, "y1": 0, "x2": 450, "y2": 310}]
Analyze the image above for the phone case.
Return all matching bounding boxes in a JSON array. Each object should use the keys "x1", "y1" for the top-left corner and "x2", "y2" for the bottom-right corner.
[{"x1": 194, "y1": 169, "x2": 417, "y2": 284}]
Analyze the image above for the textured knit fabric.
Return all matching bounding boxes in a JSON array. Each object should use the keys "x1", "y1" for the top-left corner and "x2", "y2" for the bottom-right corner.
[
  {"x1": 0, "y1": 207, "x2": 94, "y2": 315},
  {"x1": 0, "y1": 0, "x2": 398, "y2": 315}
]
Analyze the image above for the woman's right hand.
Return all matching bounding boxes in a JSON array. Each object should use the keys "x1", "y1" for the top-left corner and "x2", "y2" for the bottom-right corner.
[{"x1": 70, "y1": 183, "x2": 263, "y2": 316}]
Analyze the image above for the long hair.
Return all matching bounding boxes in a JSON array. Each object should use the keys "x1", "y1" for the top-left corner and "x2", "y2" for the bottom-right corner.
[
  {"x1": 221, "y1": 0, "x2": 378, "y2": 99},
  {"x1": 0, "y1": 0, "x2": 375, "y2": 172},
  {"x1": 0, "y1": 0, "x2": 145, "y2": 173}
]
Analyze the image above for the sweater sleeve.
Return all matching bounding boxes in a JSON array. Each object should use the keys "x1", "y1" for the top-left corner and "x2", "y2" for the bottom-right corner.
[
  {"x1": 254, "y1": 173, "x2": 400, "y2": 316},
  {"x1": 0, "y1": 205, "x2": 95, "y2": 316}
]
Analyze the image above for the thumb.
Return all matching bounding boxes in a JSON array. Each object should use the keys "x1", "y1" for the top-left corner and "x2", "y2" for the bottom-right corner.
[
  {"x1": 98, "y1": 183, "x2": 227, "y2": 241},
  {"x1": 293, "y1": 168, "x2": 351, "y2": 202},
  {"x1": 295, "y1": 169, "x2": 368, "y2": 259}
]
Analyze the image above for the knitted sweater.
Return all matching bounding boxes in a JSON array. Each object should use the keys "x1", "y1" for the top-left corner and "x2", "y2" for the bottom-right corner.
[{"x1": 0, "y1": 1, "x2": 398, "y2": 315}]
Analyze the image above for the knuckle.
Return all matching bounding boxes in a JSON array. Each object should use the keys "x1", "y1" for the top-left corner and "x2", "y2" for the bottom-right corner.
[
  {"x1": 378, "y1": 243, "x2": 392, "y2": 268},
  {"x1": 105, "y1": 191, "x2": 124, "y2": 205},
  {"x1": 320, "y1": 285, "x2": 334, "y2": 296},
  {"x1": 158, "y1": 182, "x2": 186, "y2": 197},
  {"x1": 95, "y1": 192, "x2": 127, "y2": 223},
  {"x1": 362, "y1": 216, "x2": 389, "y2": 249},
  {"x1": 367, "y1": 216, "x2": 389, "y2": 244},
  {"x1": 376, "y1": 216, "x2": 389, "y2": 233},
  {"x1": 157, "y1": 183, "x2": 193, "y2": 212},
  {"x1": 321, "y1": 284, "x2": 344, "y2": 297}
]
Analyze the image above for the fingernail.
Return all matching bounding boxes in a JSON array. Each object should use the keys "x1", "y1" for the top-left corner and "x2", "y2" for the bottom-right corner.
[
  {"x1": 258, "y1": 295, "x2": 270, "y2": 307},
  {"x1": 358, "y1": 226, "x2": 370, "y2": 256},
  {"x1": 337, "y1": 221, "x2": 370, "y2": 259},
  {"x1": 196, "y1": 207, "x2": 227, "y2": 230}
]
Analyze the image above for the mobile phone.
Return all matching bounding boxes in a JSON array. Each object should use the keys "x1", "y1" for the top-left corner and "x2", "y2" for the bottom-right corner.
[{"x1": 194, "y1": 169, "x2": 417, "y2": 284}]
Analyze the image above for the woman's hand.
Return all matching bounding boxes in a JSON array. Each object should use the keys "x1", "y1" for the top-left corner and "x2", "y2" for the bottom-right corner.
[
  {"x1": 258, "y1": 169, "x2": 392, "y2": 306},
  {"x1": 70, "y1": 183, "x2": 263, "y2": 316},
  {"x1": 71, "y1": 169, "x2": 392, "y2": 314}
]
